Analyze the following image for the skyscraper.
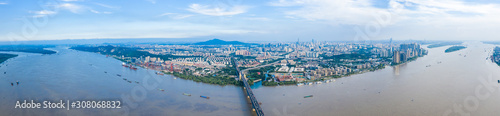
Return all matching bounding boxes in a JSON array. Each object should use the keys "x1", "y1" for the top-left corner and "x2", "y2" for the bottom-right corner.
[{"x1": 393, "y1": 51, "x2": 400, "y2": 64}]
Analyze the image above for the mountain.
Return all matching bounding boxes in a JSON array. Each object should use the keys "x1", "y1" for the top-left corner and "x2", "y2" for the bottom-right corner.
[{"x1": 194, "y1": 39, "x2": 248, "y2": 45}]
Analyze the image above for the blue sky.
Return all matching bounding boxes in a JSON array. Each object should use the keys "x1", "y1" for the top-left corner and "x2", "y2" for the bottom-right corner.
[{"x1": 1, "y1": 0, "x2": 500, "y2": 42}]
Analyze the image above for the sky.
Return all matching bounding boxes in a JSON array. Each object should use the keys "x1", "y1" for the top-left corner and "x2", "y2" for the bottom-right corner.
[{"x1": 1, "y1": 0, "x2": 500, "y2": 42}]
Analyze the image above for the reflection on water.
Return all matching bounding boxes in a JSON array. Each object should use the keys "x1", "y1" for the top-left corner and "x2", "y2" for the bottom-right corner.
[{"x1": 393, "y1": 65, "x2": 400, "y2": 76}]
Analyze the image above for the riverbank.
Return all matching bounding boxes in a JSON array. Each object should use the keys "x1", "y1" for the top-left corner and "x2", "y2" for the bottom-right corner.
[
  {"x1": 0, "y1": 53, "x2": 17, "y2": 64},
  {"x1": 0, "y1": 45, "x2": 57, "y2": 54},
  {"x1": 261, "y1": 64, "x2": 388, "y2": 86},
  {"x1": 113, "y1": 56, "x2": 244, "y2": 86}
]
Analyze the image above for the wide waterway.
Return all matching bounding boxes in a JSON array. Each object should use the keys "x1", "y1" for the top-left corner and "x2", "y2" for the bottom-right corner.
[
  {"x1": 0, "y1": 47, "x2": 252, "y2": 116},
  {"x1": 254, "y1": 41, "x2": 500, "y2": 116},
  {"x1": 0, "y1": 41, "x2": 500, "y2": 116}
]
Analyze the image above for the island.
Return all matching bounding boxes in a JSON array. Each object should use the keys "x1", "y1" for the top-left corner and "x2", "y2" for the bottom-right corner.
[
  {"x1": 483, "y1": 41, "x2": 500, "y2": 45},
  {"x1": 445, "y1": 46, "x2": 466, "y2": 53},
  {"x1": 70, "y1": 39, "x2": 427, "y2": 86},
  {"x1": 0, "y1": 45, "x2": 57, "y2": 54},
  {"x1": 428, "y1": 42, "x2": 463, "y2": 48},
  {"x1": 0, "y1": 53, "x2": 17, "y2": 64},
  {"x1": 491, "y1": 46, "x2": 500, "y2": 66}
]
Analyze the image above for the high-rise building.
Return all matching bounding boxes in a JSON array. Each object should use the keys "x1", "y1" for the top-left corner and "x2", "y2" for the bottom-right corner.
[
  {"x1": 401, "y1": 53, "x2": 408, "y2": 62},
  {"x1": 393, "y1": 51, "x2": 400, "y2": 64}
]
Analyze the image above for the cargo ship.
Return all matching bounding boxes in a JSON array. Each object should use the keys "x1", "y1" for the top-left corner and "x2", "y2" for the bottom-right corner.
[
  {"x1": 122, "y1": 63, "x2": 129, "y2": 67},
  {"x1": 129, "y1": 66, "x2": 137, "y2": 70},
  {"x1": 304, "y1": 95, "x2": 313, "y2": 98},
  {"x1": 200, "y1": 96, "x2": 210, "y2": 99},
  {"x1": 155, "y1": 72, "x2": 164, "y2": 75}
]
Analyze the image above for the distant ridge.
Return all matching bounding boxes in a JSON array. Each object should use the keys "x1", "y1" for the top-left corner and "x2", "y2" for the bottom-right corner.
[{"x1": 194, "y1": 38, "x2": 247, "y2": 45}]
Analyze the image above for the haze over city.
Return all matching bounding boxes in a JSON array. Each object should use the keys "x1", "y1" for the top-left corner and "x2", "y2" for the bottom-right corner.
[{"x1": 2, "y1": 0, "x2": 500, "y2": 42}]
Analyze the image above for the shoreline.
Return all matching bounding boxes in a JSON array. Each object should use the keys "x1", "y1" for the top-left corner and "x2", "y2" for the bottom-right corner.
[{"x1": 0, "y1": 53, "x2": 18, "y2": 64}]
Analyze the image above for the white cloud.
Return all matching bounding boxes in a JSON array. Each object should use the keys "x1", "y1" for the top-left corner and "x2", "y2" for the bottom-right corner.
[
  {"x1": 158, "y1": 13, "x2": 193, "y2": 19},
  {"x1": 32, "y1": 10, "x2": 57, "y2": 17},
  {"x1": 90, "y1": 9, "x2": 112, "y2": 14},
  {"x1": 187, "y1": 4, "x2": 248, "y2": 16},
  {"x1": 0, "y1": 2, "x2": 7, "y2": 5},
  {"x1": 93, "y1": 3, "x2": 119, "y2": 9},
  {"x1": 245, "y1": 17, "x2": 271, "y2": 21},
  {"x1": 270, "y1": 0, "x2": 500, "y2": 25},
  {"x1": 270, "y1": 0, "x2": 388, "y2": 25},
  {"x1": 269, "y1": 0, "x2": 500, "y2": 40},
  {"x1": 58, "y1": 3, "x2": 85, "y2": 13},
  {"x1": 145, "y1": 0, "x2": 156, "y2": 4},
  {"x1": 17, "y1": 21, "x2": 259, "y2": 40}
]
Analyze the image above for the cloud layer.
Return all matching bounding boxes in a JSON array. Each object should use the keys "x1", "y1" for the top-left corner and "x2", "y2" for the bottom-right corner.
[{"x1": 187, "y1": 4, "x2": 248, "y2": 16}]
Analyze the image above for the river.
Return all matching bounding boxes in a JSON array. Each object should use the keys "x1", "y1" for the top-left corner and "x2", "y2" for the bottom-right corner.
[
  {"x1": 0, "y1": 47, "x2": 252, "y2": 116},
  {"x1": 1, "y1": 41, "x2": 499, "y2": 116},
  {"x1": 253, "y1": 41, "x2": 500, "y2": 116}
]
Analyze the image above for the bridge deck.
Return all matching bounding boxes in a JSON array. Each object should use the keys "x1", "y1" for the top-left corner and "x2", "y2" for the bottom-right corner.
[{"x1": 240, "y1": 73, "x2": 264, "y2": 116}]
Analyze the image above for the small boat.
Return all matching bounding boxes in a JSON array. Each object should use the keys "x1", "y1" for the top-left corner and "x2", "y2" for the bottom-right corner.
[
  {"x1": 200, "y1": 96, "x2": 210, "y2": 99},
  {"x1": 498, "y1": 80, "x2": 499, "y2": 83},
  {"x1": 316, "y1": 81, "x2": 322, "y2": 84},
  {"x1": 135, "y1": 81, "x2": 140, "y2": 84},
  {"x1": 183, "y1": 93, "x2": 191, "y2": 96},
  {"x1": 297, "y1": 83, "x2": 304, "y2": 86},
  {"x1": 304, "y1": 95, "x2": 313, "y2": 98},
  {"x1": 127, "y1": 81, "x2": 132, "y2": 83},
  {"x1": 129, "y1": 65, "x2": 137, "y2": 70},
  {"x1": 123, "y1": 78, "x2": 127, "y2": 80},
  {"x1": 104, "y1": 71, "x2": 107, "y2": 73},
  {"x1": 158, "y1": 89, "x2": 165, "y2": 91},
  {"x1": 117, "y1": 74, "x2": 122, "y2": 77},
  {"x1": 173, "y1": 77, "x2": 177, "y2": 79},
  {"x1": 426, "y1": 65, "x2": 431, "y2": 67},
  {"x1": 156, "y1": 72, "x2": 164, "y2": 75},
  {"x1": 122, "y1": 63, "x2": 129, "y2": 67},
  {"x1": 306, "y1": 82, "x2": 313, "y2": 85}
]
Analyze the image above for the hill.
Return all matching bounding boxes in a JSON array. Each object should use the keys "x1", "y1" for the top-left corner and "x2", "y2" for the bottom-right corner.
[{"x1": 194, "y1": 39, "x2": 247, "y2": 45}]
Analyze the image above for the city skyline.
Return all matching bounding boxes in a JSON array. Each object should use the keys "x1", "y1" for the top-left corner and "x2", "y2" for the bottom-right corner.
[{"x1": 2, "y1": 0, "x2": 500, "y2": 42}]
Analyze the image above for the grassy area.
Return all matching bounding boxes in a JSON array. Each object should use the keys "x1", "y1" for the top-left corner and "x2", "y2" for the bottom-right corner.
[
  {"x1": 445, "y1": 46, "x2": 466, "y2": 53},
  {"x1": 245, "y1": 65, "x2": 276, "y2": 83},
  {"x1": 70, "y1": 45, "x2": 198, "y2": 60},
  {"x1": 166, "y1": 71, "x2": 242, "y2": 86},
  {"x1": 0, "y1": 53, "x2": 17, "y2": 64}
]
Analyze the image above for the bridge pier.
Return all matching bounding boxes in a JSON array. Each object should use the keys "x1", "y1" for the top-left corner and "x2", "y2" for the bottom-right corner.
[{"x1": 234, "y1": 59, "x2": 264, "y2": 116}]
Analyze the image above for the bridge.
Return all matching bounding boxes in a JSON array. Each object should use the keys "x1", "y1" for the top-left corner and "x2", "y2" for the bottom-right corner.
[{"x1": 234, "y1": 58, "x2": 264, "y2": 116}]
